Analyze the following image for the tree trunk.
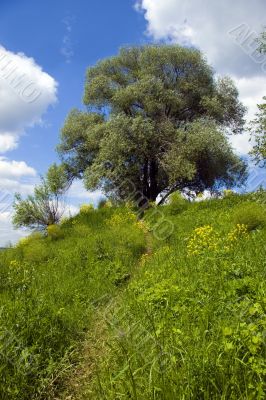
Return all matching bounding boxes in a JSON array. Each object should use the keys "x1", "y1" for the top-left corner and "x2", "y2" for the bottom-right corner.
[{"x1": 149, "y1": 159, "x2": 158, "y2": 201}]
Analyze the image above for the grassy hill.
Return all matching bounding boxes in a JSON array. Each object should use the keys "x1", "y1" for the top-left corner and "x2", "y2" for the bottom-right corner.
[{"x1": 0, "y1": 193, "x2": 265, "y2": 399}]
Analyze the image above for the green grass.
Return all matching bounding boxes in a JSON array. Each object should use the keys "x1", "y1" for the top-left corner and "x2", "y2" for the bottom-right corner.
[
  {"x1": 0, "y1": 207, "x2": 145, "y2": 399},
  {"x1": 0, "y1": 193, "x2": 265, "y2": 399}
]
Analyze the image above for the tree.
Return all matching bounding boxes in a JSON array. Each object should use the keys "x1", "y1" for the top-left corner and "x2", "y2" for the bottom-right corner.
[
  {"x1": 249, "y1": 31, "x2": 266, "y2": 166},
  {"x1": 250, "y1": 97, "x2": 266, "y2": 166},
  {"x1": 58, "y1": 45, "x2": 246, "y2": 205},
  {"x1": 13, "y1": 164, "x2": 69, "y2": 230},
  {"x1": 257, "y1": 28, "x2": 266, "y2": 54}
]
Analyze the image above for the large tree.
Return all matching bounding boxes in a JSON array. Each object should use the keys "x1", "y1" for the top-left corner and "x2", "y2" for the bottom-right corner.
[{"x1": 58, "y1": 45, "x2": 247, "y2": 205}]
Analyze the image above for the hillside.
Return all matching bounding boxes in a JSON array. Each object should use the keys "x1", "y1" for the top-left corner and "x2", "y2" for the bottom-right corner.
[{"x1": 0, "y1": 193, "x2": 265, "y2": 399}]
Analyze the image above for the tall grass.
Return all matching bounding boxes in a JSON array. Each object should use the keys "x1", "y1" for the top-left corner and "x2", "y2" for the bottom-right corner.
[
  {"x1": 0, "y1": 207, "x2": 145, "y2": 399},
  {"x1": 84, "y1": 194, "x2": 266, "y2": 399},
  {"x1": 0, "y1": 194, "x2": 265, "y2": 399}
]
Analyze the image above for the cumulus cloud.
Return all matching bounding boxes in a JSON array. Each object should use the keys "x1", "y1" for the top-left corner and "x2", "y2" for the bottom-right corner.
[
  {"x1": 135, "y1": 0, "x2": 266, "y2": 156},
  {"x1": 136, "y1": 0, "x2": 265, "y2": 76},
  {"x1": 0, "y1": 157, "x2": 38, "y2": 245},
  {"x1": 0, "y1": 157, "x2": 36, "y2": 179},
  {"x1": 234, "y1": 75, "x2": 266, "y2": 121},
  {"x1": 0, "y1": 45, "x2": 57, "y2": 153}
]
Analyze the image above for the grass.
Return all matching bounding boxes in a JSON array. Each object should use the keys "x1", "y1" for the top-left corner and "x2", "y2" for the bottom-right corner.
[
  {"x1": 0, "y1": 207, "x2": 145, "y2": 399},
  {"x1": 0, "y1": 193, "x2": 265, "y2": 399}
]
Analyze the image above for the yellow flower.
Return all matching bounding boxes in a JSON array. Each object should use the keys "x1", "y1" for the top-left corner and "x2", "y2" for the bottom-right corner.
[{"x1": 187, "y1": 225, "x2": 220, "y2": 256}]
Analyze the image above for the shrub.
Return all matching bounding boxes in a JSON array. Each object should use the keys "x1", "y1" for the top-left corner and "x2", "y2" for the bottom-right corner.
[
  {"x1": 167, "y1": 191, "x2": 188, "y2": 214},
  {"x1": 223, "y1": 189, "x2": 234, "y2": 197},
  {"x1": 47, "y1": 224, "x2": 64, "y2": 240},
  {"x1": 233, "y1": 203, "x2": 266, "y2": 231},
  {"x1": 80, "y1": 204, "x2": 94, "y2": 214}
]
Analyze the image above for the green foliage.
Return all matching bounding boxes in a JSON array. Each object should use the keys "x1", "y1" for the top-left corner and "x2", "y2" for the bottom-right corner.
[
  {"x1": 249, "y1": 30, "x2": 266, "y2": 166},
  {"x1": 58, "y1": 45, "x2": 246, "y2": 205},
  {"x1": 162, "y1": 119, "x2": 247, "y2": 194},
  {"x1": 223, "y1": 188, "x2": 235, "y2": 197},
  {"x1": 250, "y1": 97, "x2": 266, "y2": 166},
  {"x1": 47, "y1": 224, "x2": 64, "y2": 240},
  {"x1": 258, "y1": 28, "x2": 266, "y2": 55},
  {"x1": 233, "y1": 203, "x2": 266, "y2": 231},
  {"x1": 79, "y1": 203, "x2": 94, "y2": 214},
  {"x1": 167, "y1": 191, "x2": 188, "y2": 214}
]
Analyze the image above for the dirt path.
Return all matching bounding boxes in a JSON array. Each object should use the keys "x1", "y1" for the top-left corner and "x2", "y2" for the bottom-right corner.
[
  {"x1": 56, "y1": 301, "x2": 116, "y2": 400},
  {"x1": 56, "y1": 230, "x2": 153, "y2": 399}
]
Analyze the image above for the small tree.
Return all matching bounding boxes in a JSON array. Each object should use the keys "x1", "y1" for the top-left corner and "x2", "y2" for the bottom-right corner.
[
  {"x1": 250, "y1": 97, "x2": 266, "y2": 166},
  {"x1": 13, "y1": 164, "x2": 69, "y2": 230},
  {"x1": 249, "y1": 30, "x2": 266, "y2": 167}
]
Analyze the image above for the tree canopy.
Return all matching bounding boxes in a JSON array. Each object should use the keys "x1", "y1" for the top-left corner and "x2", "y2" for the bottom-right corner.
[
  {"x1": 13, "y1": 164, "x2": 69, "y2": 229},
  {"x1": 58, "y1": 45, "x2": 247, "y2": 205}
]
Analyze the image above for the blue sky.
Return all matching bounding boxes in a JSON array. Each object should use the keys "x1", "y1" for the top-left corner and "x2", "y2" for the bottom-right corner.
[
  {"x1": 0, "y1": 0, "x2": 265, "y2": 244},
  {"x1": 0, "y1": 0, "x2": 146, "y2": 172}
]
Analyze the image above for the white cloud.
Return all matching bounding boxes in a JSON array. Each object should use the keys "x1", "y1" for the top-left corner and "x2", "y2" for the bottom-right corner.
[
  {"x1": 0, "y1": 134, "x2": 18, "y2": 152},
  {"x1": 0, "y1": 45, "x2": 57, "y2": 244},
  {"x1": 135, "y1": 0, "x2": 266, "y2": 156},
  {"x1": 0, "y1": 45, "x2": 57, "y2": 153},
  {"x1": 62, "y1": 203, "x2": 79, "y2": 218},
  {"x1": 234, "y1": 75, "x2": 266, "y2": 121},
  {"x1": 136, "y1": 0, "x2": 266, "y2": 76},
  {"x1": 229, "y1": 75, "x2": 266, "y2": 154},
  {"x1": 0, "y1": 217, "x2": 27, "y2": 247},
  {"x1": 0, "y1": 157, "x2": 37, "y2": 200},
  {"x1": 0, "y1": 157, "x2": 38, "y2": 246},
  {"x1": 68, "y1": 180, "x2": 104, "y2": 206},
  {"x1": 0, "y1": 157, "x2": 36, "y2": 179}
]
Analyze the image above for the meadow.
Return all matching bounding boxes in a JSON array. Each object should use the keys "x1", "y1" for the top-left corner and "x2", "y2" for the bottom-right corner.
[{"x1": 0, "y1": 192, "x2": 265, "y2": 399}]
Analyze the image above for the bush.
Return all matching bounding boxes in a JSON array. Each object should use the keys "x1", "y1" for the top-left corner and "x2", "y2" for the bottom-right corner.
[
  {"x1": 80, "y1": 204, "x2": 94, "y2": 214},
  {"x1": 47, "y1": 224, "x2": 64, "y2": 240},
  {"x1": 233, "y1": 203, "x2": 266, "y2": 231},
  {"x1": 223, "y1": 189, "x2": 234, "y2": 197},
  {"x1": 167, "y1": 191, "x2": 188, "y2": 214}
]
